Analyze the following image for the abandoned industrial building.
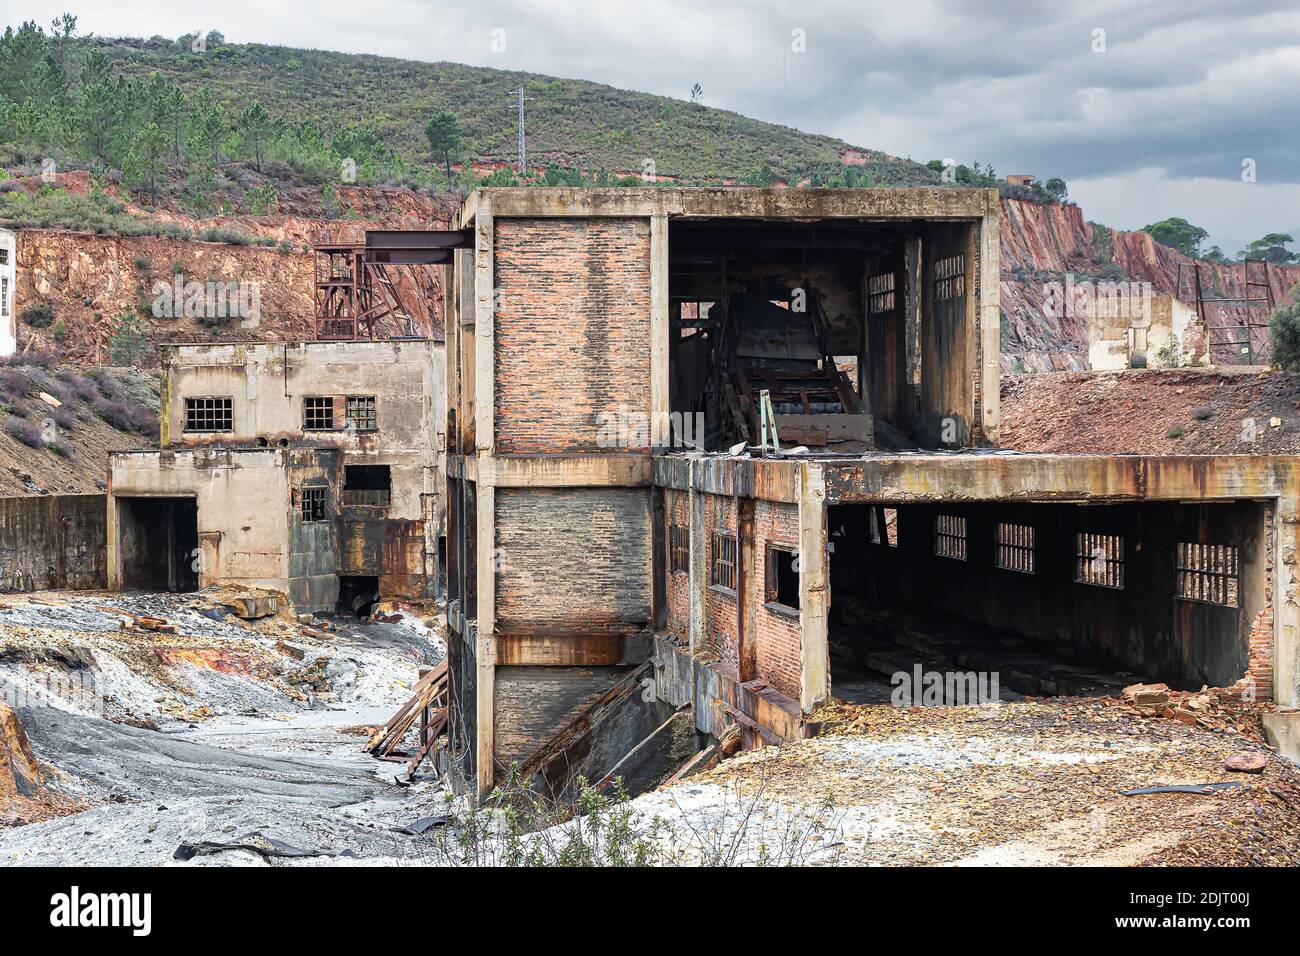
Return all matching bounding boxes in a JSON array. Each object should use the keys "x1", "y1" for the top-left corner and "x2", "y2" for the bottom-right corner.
[
  {"x1": 108, "y1": 337, "x2": 445, "y2": 614},
  {"x1": 0, "y1": 186, "x2": 1295, "y2": 810},
  {"x1": 440, "y1": 187, "x2": 1299, "y2": 798}
]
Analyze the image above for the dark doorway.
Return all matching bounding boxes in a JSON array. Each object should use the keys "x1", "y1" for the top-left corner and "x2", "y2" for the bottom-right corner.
[
  {"x1": 117, "y1": 497, "x2": 199, "y2": 592},
  {"x1": 338, "y1": 574, "x2": 380, "y2": 617}
]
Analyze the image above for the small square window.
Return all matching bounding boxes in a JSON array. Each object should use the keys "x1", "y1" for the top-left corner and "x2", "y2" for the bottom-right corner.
[
  {"x1": 304, "y1": 396, "x2": 335, "y2": 431},
  {"x1": 1175, "y1": 543, "x2": 1239, "y2": 607},
  {"x1": 766, "y1": 545, "x2": 800, "y2": 611},
  {"x1": 346, "y1": 395, "x2": 376, "y2": 432},
  {"x1": 996, "y1": 522, "x2": 1034, "y2": 574},
  {"x1": 301, "y1": 486, "x2": 328, "y2": 522},
  {"x1": 710, "y1": 532, "x2": 737, "y2": 592},
  {"x1": 184, "y1": 396, "x2": 233, "y2": 432},
  {"x1": 934, "y1": 514, "x2": 967, "y2": 560},
  {"x1": 1075, "y1": 532, "x2": 1124, "y2": 589},
  {"x1": 669, "y1": 523, "x2": 689, "y2": 574},
  {"x1": 935, "y1": 254, "x2": 966, "y2": 300}
]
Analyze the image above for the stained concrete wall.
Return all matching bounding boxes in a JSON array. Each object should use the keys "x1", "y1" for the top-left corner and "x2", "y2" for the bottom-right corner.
[
  {"x1": 0, "y1": 494, "x2": 106, "y2": 591},
  {"x1": 160, "y1": 339, "x2": 443, "y2": 524}
]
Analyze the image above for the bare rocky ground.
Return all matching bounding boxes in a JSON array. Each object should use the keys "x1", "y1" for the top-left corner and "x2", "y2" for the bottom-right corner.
[
  {"x1": 628, "y1": 700, "x2": 1300, "y2": 866},
  {"x1": 3, "y1": 587, "x2": 1297, "y2": 867},
  {"x1": 0, "y1": 588, "x2": 452, "y2": 866},
  {"x1": 1000, "y1": 367, "x2": 1300, "y2": 455}
]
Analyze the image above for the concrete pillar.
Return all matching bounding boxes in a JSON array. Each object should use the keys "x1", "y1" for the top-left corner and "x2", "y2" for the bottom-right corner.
[{"x1": 798, "y1": 462, "x2": 829, "y2": 713}]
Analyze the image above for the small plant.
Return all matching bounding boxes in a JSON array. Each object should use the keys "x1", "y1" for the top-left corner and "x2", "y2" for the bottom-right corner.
[
  {"x1": 51, "y1": 318, "x2": 66, "y2": 342},
  {"x1": 3, "y1": 416, "x2": 43, "y2": 448},
  {"x1": 20, "y1": 303, "x2": 54, "y2": 328},
  {"x1": 1167, "y1": 426, "x2": 1185, "y2": 439},
  {"x1": 133, "y1": 254, "x2": 153, "y2": 273}
]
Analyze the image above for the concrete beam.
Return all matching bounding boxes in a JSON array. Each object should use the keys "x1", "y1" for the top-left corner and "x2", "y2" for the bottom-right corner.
[
  {"x1": 650, "y1": 214, "x2": 670, "y2": 449},
  {"x1": 491, "y1": 455, "x2": 651, "y2": 488},
  {"x1": 467, "y1": 187, "x2": 997, "y2": 222},
  {"x1": 494, "y1": 632, "x2": 652, "y2": 666}
]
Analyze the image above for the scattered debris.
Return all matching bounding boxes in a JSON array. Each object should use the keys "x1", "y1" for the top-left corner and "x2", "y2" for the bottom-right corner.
[
  {"x1": 1121, "y1": 783, "x2": 1246, "y2": 796},
  {"x1": 174, "y1": 832, "x2": 357, "y2": 861}
]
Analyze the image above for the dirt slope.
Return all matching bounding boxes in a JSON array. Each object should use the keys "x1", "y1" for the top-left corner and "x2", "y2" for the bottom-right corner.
[{"x1": 999, "y1": 368, "x2": 1300, "y2": 455}]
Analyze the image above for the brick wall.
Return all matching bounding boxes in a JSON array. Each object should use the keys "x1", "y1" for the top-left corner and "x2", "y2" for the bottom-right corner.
[
  {"x1": 495, "y1": 487, "x2": 651, "y2": 633},
  {"x1": 493, "y1": 218, "x2": 651, "y2": 454},
  {"x1": 753, "y1": 499, "x2": 802, "y2": 701},
  {"x1": 664, "y1": 489, "x2": 690, "y2": 646},
  {"x1": 702, "y1": 494, "x2": 739, "y2": 669},
  {"x1": 1242, "y1": 503, "x2": 1274, "y2": 702}
]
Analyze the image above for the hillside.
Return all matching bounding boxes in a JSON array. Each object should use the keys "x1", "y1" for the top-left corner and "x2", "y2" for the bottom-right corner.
[{"x1": 10, "y1": 31, "x2": 939, "y2": 190}]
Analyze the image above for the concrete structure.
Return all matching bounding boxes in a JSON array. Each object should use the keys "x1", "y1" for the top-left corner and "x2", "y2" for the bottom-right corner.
[
  {"x1": 0, "y1": 228, "x2": 15, "y2": 357},
  {"x1": 0, "y1": 494, "x2": 107, "y2": 592},
  {"x1": 444, "y1": 187, "x2": 1300, "y2": 799},
  {"x1": 108, "y1": 339, "x2": 444, "y2": 613},
  {"x1": 1088, "y1": 292, "x2": 1209, "y2": 370}
]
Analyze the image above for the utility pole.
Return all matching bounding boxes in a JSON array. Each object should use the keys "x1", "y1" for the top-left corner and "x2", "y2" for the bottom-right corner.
[{"x1": 507, "y1": 89, "x2": 534, "y2": 178}]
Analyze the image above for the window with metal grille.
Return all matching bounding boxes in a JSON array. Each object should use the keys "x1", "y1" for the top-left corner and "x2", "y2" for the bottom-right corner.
[
  {"x1": 0, "y1": 248, "x2": 8, "y2": 264},
  {"x1": 669, "y1": 523, "x2": 689, "y2": 573},
  {"x1": 868, "y1": 272, "x2": 896, "y2": 314},
  {"x1": 765, "y1": 545, "x2": 800, "y2": 611},
  {"x1": 346, "y1": 395, "x2": 376, "y2": 432},
  {"x1": 1175, "y1": 543, "x2": 1239, "y2": 607},
  {"x1": 184, "y1": 396, "x2": 233, "y2": 432},
  {"x1": 1, "y1": 275, "x2": 8, "y2": 316},
  {"x1": 934, "y1": 514, "x2": 967, "y2": 560},
  {"x1": 1075, "y1": 532, "x2": 1124, "y2": 589},
  {"x1": 300, "y1": 485, "x2": 328, "y2": 522},
  {"x1": 996, "y1": 522, "x2": 1035, "y2": 573},
  {"x1": 710, "y1": 532, "x2": 737, "y2": 592},
  {"x1": 303, "y1": 396, "x2": 335, "y2": 431},
  {"x1": 935, "y1": 254, "x2": 966, "y2": 300}
]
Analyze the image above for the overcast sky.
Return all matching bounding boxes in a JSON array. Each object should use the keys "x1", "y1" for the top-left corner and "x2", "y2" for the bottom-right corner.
[{"x1": 8, "y1": 0, "x2": 1300, "y2": 252}]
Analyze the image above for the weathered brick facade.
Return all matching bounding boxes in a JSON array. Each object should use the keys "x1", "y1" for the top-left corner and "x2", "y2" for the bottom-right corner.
[
  {"x1": 664, "y1": 489, "x2": 691, "y2": 646},
  {"x1": 703, "y1": 494, "x2": 739, "y2": 669},
  {"x1": 495, "y1": 487, "x2": 652, "y2": 633},
  {"x1": 493, "y1": 218, "x2": 651, "y2": 455},
  {"x1": 1243, "y1": 503, "x2": 1275, "y2": 702},
  {"x1": 753, "y1": 499, "x2": 802, "y2": 700}
]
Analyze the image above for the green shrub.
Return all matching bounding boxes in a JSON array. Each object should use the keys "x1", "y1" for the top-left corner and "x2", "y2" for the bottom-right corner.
[
  {"x1": 1269, "y1": 300, "x2": 1300, "y2": 372},
  {"x1": 1167, "y1": 426, "x2": 1185, "y2": 439},
  {"x1": 20, "y1": 303, "x2": 54, "y2": 328}
]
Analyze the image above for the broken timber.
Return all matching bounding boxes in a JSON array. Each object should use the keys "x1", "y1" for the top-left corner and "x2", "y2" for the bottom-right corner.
[{"x1": 366, "y1": 661, "x2": 448, "y2": 769}]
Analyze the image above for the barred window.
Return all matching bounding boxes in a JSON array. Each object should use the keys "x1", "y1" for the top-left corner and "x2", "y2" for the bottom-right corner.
[
  {"x1": 184, "y1": 396, "x2": 233, "y2": 432},
  {"x1": 669, "y1": 523, "x2": 689, "y2": 573},
  {"x1": 868, "y1": 272, "x2": 896, "y2": 314},
  {"x1": 934, "y1": 514, "x2": 967, "y2": 560},
  {"x1": 300, "y1": 486, "x2": 328, "y2": 523},
  {"x1": 346, "y1": 395, "x2": 377, "y2": 432},
  {"x1": 935, "y1": 254, "x2": 966, "y2": 300},
  {"x1": 1076, "y1": 532, "x2": 1124, "y2": 589},
  {"x1": 996, "y1": 522, "x2": 1035, "y2": 574},
  {"x1": 1, "y1": 275, "x2": 9, "y2": 316},
  {"x1": 710, "y1": 532, "x2": 737, "y2": 592},
  {"x1": 303, "y1": 396, "x2": 335, "y2": 431},
  {"x1": 1176, "y1": 543, "x2": 1239, "y2": 607}
]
